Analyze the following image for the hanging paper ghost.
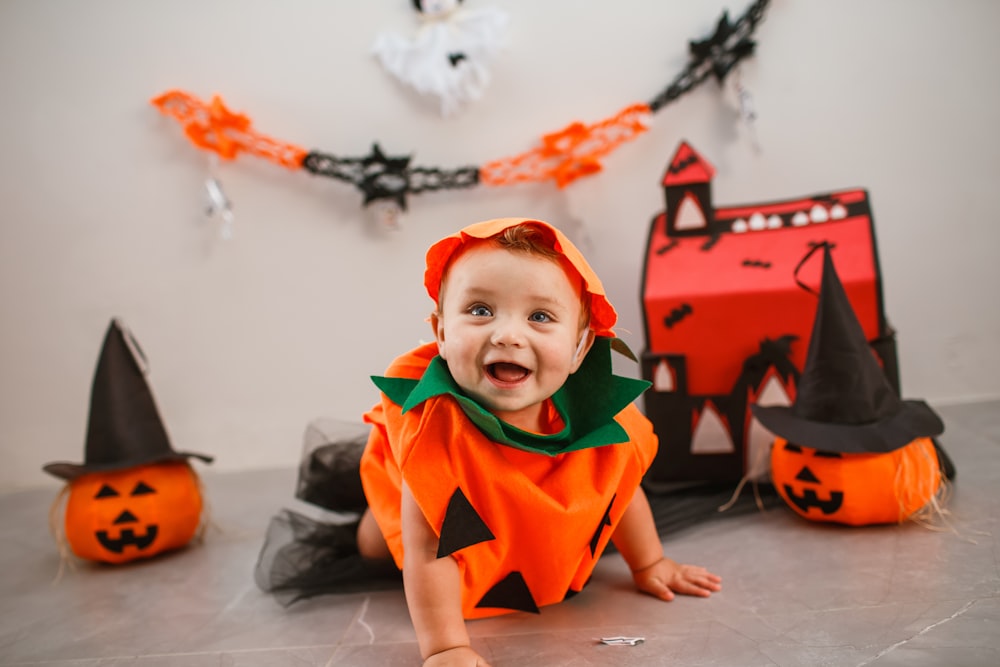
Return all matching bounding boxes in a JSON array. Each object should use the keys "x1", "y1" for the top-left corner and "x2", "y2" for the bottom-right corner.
[
  {"x1": 43, "y1": 319, "x2": 214, "y2": 564},
  {"x1": 751, "y1": 246, "x2": 950, "y2": 526},
  {"x1": 372, "y1": 0, "x2": 509, "y2": 117}
]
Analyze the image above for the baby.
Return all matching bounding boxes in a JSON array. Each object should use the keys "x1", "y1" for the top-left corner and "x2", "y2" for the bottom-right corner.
[{"x1": 357, "y1": 218, "x2": 720, "y2": 666}]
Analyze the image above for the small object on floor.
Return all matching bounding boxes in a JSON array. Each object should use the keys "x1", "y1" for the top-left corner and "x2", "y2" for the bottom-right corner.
[{"x1": 599, "y1": 636, "x2": 645, "y2": 646}]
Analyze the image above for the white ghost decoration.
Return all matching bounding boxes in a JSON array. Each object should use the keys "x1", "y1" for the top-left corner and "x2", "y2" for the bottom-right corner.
[{"x1": 372, "y1": 0, "x2": 509, "y2": 117}]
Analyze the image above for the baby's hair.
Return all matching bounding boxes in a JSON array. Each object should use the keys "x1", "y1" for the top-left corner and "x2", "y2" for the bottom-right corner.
[
  {"x1": 488, "y1": 224, "x2": 592, "y2": 332},
  {"x1": 492, "y1": 223, "x2": 562, "y2": 260}
]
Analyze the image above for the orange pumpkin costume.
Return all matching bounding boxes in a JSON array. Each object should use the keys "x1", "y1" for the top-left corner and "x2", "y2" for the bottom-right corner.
[{"x1": 360, "y1": 218, "x2": 657, "y2": 618}]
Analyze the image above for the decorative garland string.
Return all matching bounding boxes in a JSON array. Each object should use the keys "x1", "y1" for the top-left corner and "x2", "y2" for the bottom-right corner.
[{"x1": 153, "y1": 0, "x2": 769, "y2": 215}]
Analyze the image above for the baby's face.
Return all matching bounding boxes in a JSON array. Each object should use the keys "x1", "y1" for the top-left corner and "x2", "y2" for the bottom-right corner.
[{"x1": 433, "y1": 243, "x2": 590, "y2": 432}]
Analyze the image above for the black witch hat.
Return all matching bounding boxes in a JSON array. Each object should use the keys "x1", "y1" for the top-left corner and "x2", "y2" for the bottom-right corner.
[
  {"x1": 751, "y1": 245, "x2": 943, "y2": 454},
  {"x1": 43, "y1": 319, "x2": 213, "y2": 481}
]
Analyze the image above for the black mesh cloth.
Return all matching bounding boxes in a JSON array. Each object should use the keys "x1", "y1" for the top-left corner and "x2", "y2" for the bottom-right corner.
[
  {"x1": 254, "y1": 421, "x2": 401, "y2": 605},
  {"x1": 294, "y1": 420, "x2": 370, "y2": 514},
  {"x1": 644, "y1": 481, "x2": 783, "y2": 541},
  {"x1": 254, "y1": 509, "x2": 401, "y2": 606}
]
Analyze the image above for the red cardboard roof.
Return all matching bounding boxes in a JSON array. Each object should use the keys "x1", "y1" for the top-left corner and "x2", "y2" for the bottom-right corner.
[{"x1": 662, "y1": 141, "x2": 716, "y2": 186}]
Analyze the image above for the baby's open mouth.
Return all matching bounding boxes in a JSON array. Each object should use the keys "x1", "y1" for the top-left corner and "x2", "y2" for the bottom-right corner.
[{"x1": 487, "y1": 362, "x2": 530, "y2": 383}]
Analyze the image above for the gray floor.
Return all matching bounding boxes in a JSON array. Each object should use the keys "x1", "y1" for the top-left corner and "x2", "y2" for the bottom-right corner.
[{"x1": 2, "y1": 400, "x2": 998, "y2": 666}]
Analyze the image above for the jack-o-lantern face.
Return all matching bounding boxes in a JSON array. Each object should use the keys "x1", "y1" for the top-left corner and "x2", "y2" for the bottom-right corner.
[
  {"x1": 64, "y1": 461, "x2": 203, "y2": 564},
  {"x1": 775, "y1": 444, "x2": 845, "y2": 515},
  {"x1": 770, "y1": 437, "x2": 941, "y2": 526}
]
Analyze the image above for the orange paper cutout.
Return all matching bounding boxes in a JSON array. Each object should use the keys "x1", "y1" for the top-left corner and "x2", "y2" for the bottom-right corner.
[
  {"x1": 480, "y1": 103, "x2": 651, "y2": 188},
  {"x1": 151, "y1": 90, "x2": 307, "y2": 169}
]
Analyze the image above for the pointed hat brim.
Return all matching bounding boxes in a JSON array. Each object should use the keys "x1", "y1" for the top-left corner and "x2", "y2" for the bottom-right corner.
[
  {"x1": 750, "y1": 399, "x2": 944, "y2": 454},
  {"x1": 42, "y1": 450, "x2": 215, "y2": 481}
]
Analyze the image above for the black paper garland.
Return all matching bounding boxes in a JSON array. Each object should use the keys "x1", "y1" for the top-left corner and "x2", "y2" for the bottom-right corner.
[{"x1": 153, "y1": 1, "x2": 770, "y2": 214}]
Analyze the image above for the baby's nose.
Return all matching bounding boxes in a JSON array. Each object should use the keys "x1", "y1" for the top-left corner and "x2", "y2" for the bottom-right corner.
[{"x1": 490, "y1": 322, "x2": 526, "y2": 347}]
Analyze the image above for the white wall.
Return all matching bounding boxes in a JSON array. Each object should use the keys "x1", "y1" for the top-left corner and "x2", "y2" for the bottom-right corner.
[{"x1": 2, "y1": 1, "x2": 998, "y2": 491}]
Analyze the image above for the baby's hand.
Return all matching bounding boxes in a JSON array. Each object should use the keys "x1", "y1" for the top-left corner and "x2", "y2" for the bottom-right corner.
[
  {"x1": 631, "y1": 557, "x2": 722, "y2": 601},
  {"x1": 423, "y1": 646, "x2": 493, "y2": 667}
]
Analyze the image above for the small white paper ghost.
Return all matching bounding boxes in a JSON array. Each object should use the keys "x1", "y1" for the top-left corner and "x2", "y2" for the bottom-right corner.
[{"x1": 372, "y1": 0, "x2": 509, "y2": 117}]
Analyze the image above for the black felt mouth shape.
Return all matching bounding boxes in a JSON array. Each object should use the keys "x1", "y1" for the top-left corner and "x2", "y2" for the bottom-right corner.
[{"x1": 96, "y1": 525, "x2": 159, "y2": 553}]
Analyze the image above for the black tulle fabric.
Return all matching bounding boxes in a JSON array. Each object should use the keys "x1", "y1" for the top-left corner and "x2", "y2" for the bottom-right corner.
[{"x1": 254, "y1": 509, "x2": 402, "y2": 606}]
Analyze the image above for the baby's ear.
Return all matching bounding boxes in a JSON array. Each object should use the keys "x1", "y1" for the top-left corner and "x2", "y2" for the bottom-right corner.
[
  {"x1": 570, "y1": 329, "x2": 596, "y2": 372},
  {"x1": 430, "y1": 312, "x2": 447, "y2": 359}
]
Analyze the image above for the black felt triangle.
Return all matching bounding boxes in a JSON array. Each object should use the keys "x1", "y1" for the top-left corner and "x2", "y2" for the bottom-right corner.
[
  {"x1": 563, "y1": 588, "x2": 580, "y2": 601},
  {"x1": 436, "y1": 488, "x2": 496, "y2": 558},
  {"x1": 475, "y1": 571, "x2": 539, "y2": 614},
  {"x1": 795, "y1": 466, "x2": 820, "y2": 483},
  {"x1": 589, "y1": 494, "x2": 616, "y2": 557}
]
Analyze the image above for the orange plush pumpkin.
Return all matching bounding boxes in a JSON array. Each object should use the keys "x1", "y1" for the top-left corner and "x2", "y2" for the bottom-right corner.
[
  {"x1": 64, "y1": 461, "x2": 204, "y2": 563},
  {"x1": 751, "y1": 246, "x2": 948, "y2": 526},
  {"x1": 770, "y1": 437, "x2": 941, "y2": 526},
  {"x1": 44, "y1": 320, "x2": 213, "y2": 564}
]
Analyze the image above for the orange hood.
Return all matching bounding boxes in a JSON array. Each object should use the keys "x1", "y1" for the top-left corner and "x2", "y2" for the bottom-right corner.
[{"x1": 423, "y1": 217, "x2": 618, "y2": 338}]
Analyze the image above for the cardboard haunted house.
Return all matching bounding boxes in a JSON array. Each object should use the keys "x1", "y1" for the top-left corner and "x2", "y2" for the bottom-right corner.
[{"x1": 640, "y1": 142, "x2": 900, "y2": 485}]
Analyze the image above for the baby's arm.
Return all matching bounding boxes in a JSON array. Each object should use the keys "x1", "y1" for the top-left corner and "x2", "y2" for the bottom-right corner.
[
  {"x1": 611, "y1": 486, "x2": 722, "y2": 601},
  {"x1": 400, "y1": 482, "x2": 493, "y2": 667}
]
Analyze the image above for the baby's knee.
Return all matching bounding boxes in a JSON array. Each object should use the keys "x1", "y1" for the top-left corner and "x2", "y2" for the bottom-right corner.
[{"x1": 357, "y1": 510, "x2": 391, "y2": 560}]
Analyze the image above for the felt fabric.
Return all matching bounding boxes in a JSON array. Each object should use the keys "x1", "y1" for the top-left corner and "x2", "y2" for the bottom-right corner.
[
  {"x1": 64, "y1": 461, "x2": 204, "y2": 564},
  {"x1": 770, "y1": 437, "x2": 941, "y2": 526},
  {"x1": 372, "y1": 337, "x2": 649, "y2": 456},
  {"x1": 360, "y1": 341, "x2": 657, "y2": 619},
  {"x1": 640, "y1": 141, "x2": 901, "y2": 485},
  {"x1": 751, "y1": 245, "x2": 944, "y2": 453},
  {"x1": 43, "y1": 319, "x2": 213, "y2": 481}
]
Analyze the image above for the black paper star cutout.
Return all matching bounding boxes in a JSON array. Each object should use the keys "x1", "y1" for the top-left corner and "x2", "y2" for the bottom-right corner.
[
  {"x1": 360, "y1": 143, "x2": 412, "y2": 209},
  {"x1": 689, "y1": 10, "x2": 757, "y2": 84}
]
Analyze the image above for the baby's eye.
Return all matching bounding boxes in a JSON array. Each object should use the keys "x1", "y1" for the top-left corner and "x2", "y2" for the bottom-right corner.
[
  {"x1": 528, "y1": 311, "x2": 552, "y2": 323},
  {"x1": 469, "y1": 305, "x2": 493, "y2": 317}
]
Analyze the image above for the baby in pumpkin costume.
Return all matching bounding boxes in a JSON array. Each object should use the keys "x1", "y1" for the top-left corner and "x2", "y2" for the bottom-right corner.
[{"x1": 358, "y1": 218, "x2": 721, "y2": 666}]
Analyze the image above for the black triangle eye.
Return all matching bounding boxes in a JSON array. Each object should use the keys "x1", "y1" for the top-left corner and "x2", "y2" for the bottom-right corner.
[
  {"x1": 131, "y1": 481, "x2": 156, "y2": 496},
  {"x1": 95, "y1": 484, "x2": 120, "y2": 499}
]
